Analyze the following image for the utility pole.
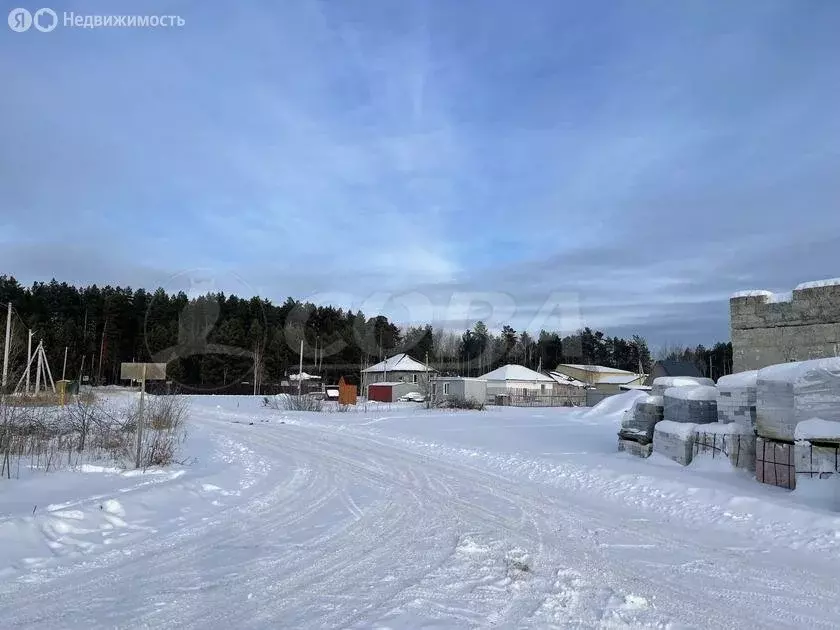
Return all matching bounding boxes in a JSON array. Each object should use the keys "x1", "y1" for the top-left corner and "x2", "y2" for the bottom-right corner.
[
  {"x1": 79, "y1": 354, "x2": 86, "y2": 388},
  {"x1": 135, "y1": 363, "x2": 147, "y2": 469},
  {"x1": 298, "y1": 339, "x2": 304, "y2": 396},
  {"x1": 35, "y1": 341, "x2": 43, "y2": 394},
  {"x1": 25, "y1": 329, "x2": 33, "y2": 394},
  {"x1": 62, "y1": 346, "x2": 68, "y2": 381},
  {"x1": 97, "y1": 318, "x2": 107, "y2": 385},
  {"x1": 2, "y1": 302, "x2": 11, "y2": 390}
]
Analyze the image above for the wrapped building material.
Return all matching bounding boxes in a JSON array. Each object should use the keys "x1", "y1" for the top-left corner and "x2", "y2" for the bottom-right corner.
[
  {"x1": 653, "y1": 420, "x2": 697, "y2": 465},
  {"x1": 618, "y1": 395, "x2": 664, "y2": 444},
  {"x1": 756, "y1": 358, "x2": 840, "y2": 442},
  {"x1": 651, "y1": 376, "x2": 714, "y2": 397},
  {"x1": 663, "y1": 386, "x2": 718, "y2": 424},
  {"x1": 693, "y1": 423, "x2": 756, "y2": 470},
  {"x1": 618, "y1": 438, "x2": 653, "y2": 458},
  {"x1": 716, "y1": 370, "x2": 758, "y2": 428},
  {"x1": 755, "y1": 436, "x2": 795, "y2": 489},
  {"x1": 794, "y1": 441, "x2": 840, "y2": 480}
]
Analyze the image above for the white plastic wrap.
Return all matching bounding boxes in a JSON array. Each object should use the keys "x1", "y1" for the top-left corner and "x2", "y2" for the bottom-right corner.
[
  {"x1": 663, "y1": 386, "x2": 718, "y2": 424},
  {"x1": 757, "y1": 358, "x2": 840, "y2": 441},
  {"x1": 618, "y1": 438, "x2": 653, "y2": 458},
  {"x1": 795, "y1": 441, "x2": 840, "y2": 480},
  {"x1": 651, "y1": 376, "x2": 715, "y2": 397},
  {"x1": 717, "y1": 370, "x2": 758, "y2": 427},
  {"x1": 693, "y1": 423, "x2": 756, "y2": 470},
  {"x1": 653, "y1": 420, "x2": 697, "y2": 465}
]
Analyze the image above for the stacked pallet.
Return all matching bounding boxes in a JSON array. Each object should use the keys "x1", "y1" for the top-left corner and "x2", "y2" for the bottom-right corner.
[
  {"x1": 650, "y1": 376, "x2": 714, "y2": 397},
  {"x1": 617, "y1": 395, "x2": 664, "y2": 457},
  {"x1": 663, "y1": 386, "x2": 719, "y2": 424},
  {"x1": 693, "y1": 423, "x2": 756, "y2": 471},
  {"x1": 755, "y1": 358, "x2": 840, "y2": 490},
  {"x1": 654, "y1": 421, "x2": 697, "y2": 465},
  {"x1": 716, "y1": 370, "x2": 758, "y2": 429}
]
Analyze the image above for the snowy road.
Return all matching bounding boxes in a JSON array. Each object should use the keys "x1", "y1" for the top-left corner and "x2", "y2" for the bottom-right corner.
[{"x1": 3, "y1": 396, "x2": 840, "y2": 628}]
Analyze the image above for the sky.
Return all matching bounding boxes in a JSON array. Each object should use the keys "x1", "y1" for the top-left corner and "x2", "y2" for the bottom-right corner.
[{"x1": 2, "y1": 0, "x2": 839, "y2": 349}]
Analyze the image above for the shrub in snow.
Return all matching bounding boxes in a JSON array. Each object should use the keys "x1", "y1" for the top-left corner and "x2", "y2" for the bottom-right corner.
[
  {"x1": 716, "y1": 371, "x2": 758, "y2": 428},
  {"x1": 663, "y1": 386, "x2": 718, "y2": 425},
  {"x1": 265, "y1": 394, "x2": 324, "y2": 412},
  {"x1": 653, "y1": 421, "x2": 697, "y2": 466},
  {"x1": 651, "y1": 376, "x2": 714, "y2": 397},
  {"x1": 692, "y1": 423, "x2": 756, "y2": 471},
  {"x1": 756, "y1": 358, "x2": 840, "y2": 442}
]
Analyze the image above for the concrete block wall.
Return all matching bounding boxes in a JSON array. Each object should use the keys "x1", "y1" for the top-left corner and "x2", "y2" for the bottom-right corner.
[{"x1": 731, "y1": 284, "x2": 840, "y2": 372}]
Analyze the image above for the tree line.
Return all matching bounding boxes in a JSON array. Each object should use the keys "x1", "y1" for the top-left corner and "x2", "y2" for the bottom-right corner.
[{"x1": 0, "y1": 276, "x2": 662, "y2": 390}]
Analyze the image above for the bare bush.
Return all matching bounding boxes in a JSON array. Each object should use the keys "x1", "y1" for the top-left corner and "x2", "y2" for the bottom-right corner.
[
  {"x1": 0, "y1": 392, "x2": 189, "y2": 479},
  {"x1": 265, "y1": 394, "x2": 324, "y2": 412},
  {"x1": 125, "y1": 396, "x2": 189, "y2": 469},
  {"x1": 433, "y1": 397, "x2": 486, "y2": 411}
]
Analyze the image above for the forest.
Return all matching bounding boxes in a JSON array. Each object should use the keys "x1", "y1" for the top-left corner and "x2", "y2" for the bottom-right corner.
[{"x1": 0, "y1": 276, "x2": 728, "y2": 391}]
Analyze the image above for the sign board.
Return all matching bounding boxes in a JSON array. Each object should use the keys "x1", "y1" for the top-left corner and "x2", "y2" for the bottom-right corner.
[{"x1": 121, "y1": 362, "x2": 167, "y2": 381}]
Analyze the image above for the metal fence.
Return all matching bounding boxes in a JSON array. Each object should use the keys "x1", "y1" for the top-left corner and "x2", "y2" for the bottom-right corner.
[{"x1": 488, "y1": 392, "x2": 585, "y2": 407}]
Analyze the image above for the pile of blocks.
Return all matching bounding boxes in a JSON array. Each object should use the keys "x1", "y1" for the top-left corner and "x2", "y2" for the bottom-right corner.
[
  {"x1": 755, "y1": 358, "x2": 840, "y2": 490},
  {"x1": 694, "y1": 423, "x2": 756, "y2": 471},
  {"x1": 617, "y1": 395, "x2": 664, "y2": 457},
  {"x1": 663, "y1": 386, "x2": 719, "y2": 425},
  {"x1": 716, "y1": 371, "x2": 758, "y2": 429}
]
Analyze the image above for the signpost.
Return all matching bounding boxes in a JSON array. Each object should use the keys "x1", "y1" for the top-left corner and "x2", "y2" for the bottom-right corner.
[{"x1": 121, "y1": 362, "x2": 167, "y2": 468}]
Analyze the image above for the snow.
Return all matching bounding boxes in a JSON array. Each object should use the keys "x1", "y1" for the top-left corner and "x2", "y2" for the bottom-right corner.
[
  {"x1": 652, "y1": 376, "x2": 714, "y2": 389},
  {"x1": 694, "y1": 422, "x2": 751, "y2": 436},
  {"x1": 731, "y1": 289, "x2": 774, "y2": 299},
  {"x1": 796, "y1": 278, "x2": 840, "y2": 290},
  {"x1": 655, "y1": 420, "x2": 697, "y2": 439},
  {"x1": 580, "y1": 389, "x2": 647, "y2": 421},
  {"x1": 479, "y1": 364, "x2": 554, "y2": 382},
  {"x1": 795, "y1": 418, "x2": 840, "y2": 441},
  {"x1": 664, "y1": 385, "x2": 719, "y2": 401},
  {"x1": 4, "y1": 394, "x2": 840, "y2": 627},
  {"x1": 717, "y1": 370, "x2": 759, "y2": 388},
  {"x1": 768, "y1": 291, "x2": 794, "y2": 303},
  {"x1": 557, "y1": 364, "x2": 636, "y2": 375}
]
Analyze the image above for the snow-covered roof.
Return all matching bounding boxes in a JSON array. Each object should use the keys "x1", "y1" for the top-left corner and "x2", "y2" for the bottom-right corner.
[
  {"x1": 547, "y1": 371, "x2": 587, "y2": 388},
  {"x1": 796, "y1": 278, "x2": 840, "y2": 290},
  {"x1": 479, "y1": 364, "x2": 554, "y2": 382},
  {"x1": 289, "y1": 372, "x2": 321, "y2": 381},
  {"x1": 362, "y1": 353, "x2": 436, "y2": 373},
  {"x1": 598, "y1": 374, "x2": 645, "y2": 385},
  {"x1": 557, "y1": 364, "x2": 636, "y2": 375}
]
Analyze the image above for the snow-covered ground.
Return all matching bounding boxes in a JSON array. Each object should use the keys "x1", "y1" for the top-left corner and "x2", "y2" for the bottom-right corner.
[{"x1": 3, "y1": 393, "x2": 840, "y2": 628}]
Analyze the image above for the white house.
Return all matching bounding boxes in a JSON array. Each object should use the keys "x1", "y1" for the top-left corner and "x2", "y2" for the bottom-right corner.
[
  {"x1": 361, "y1": 353, "x2": 436, "y2": 395},
  {"x1": 479, "y1": 364, "x2": 556, "y2": 397}
]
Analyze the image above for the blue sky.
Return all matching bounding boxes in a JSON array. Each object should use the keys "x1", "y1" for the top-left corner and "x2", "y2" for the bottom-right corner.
[{"x1": 2, "y1": 0, "x2": 839, "y2": 347}]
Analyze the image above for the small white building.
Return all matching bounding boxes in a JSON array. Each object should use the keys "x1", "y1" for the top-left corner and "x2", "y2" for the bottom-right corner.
[{"x1": 479, "y1": 364, "x2": 556, "y2": 397}]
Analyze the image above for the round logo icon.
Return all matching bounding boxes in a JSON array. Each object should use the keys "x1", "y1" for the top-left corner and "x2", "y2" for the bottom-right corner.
[
  {"x1": 8, "y1": 8, "x2": 33, "y2": 32},
  {"x1": 143, "y1": 268, "x2": 268, "y2": 394},
  {"x1": 33, "y1": 7, "x2": 57, "y2": 32}
]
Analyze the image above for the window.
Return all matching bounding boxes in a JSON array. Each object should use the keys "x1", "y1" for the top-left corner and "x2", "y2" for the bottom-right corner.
[
  {"x1": 443, "y1": 383, "x2": 450, "y2": 395},
  {"x1": 412, "y1": 374, "x2": 418, "y2": 383}
]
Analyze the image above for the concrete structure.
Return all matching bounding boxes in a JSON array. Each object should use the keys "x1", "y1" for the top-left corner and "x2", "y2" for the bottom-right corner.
[
  {"x1": 731, "y1": 279, "x2": 840, "y2": 372},
  {"x1": 361, "y1": 353, "x2": 436, "y2": 396},
  {"x1": 644, "y1": 360, "x2": 703, "y2": 386},
  {"x1": 479, "y1": 364, "x2": 556, "y2": 397},
  {"x1": 430, "y1": 377, "x2": 487, "y2": 405},
  {"x1": 554, "y1": 364, "x2": 646, "y2": 394},
  {"x1": 367, "y1": 381, "x2": 420, "y2": 403}
]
